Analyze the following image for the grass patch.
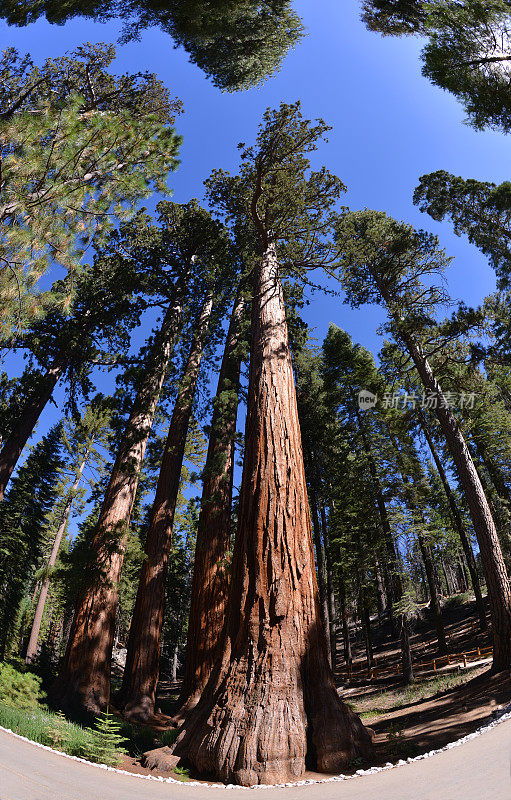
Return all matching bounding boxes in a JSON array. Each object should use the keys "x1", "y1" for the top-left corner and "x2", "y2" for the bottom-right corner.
[{"x1": 0, "y1": 701, "x2": 95, "y2": 757}]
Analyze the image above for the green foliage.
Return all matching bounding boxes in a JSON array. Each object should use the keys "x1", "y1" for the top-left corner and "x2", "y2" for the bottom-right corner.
[
  {"x1": 0, "y1": 1, "x2": 304, "y2": 92},
  {"x1": 414, "y1": 170, "x2": 511, "y2": 286},
  {"x1": 0, "y1": 663, "x2": 42, "y2": 709},
  {"x1": 90, "y1": 708, "x2": 128, "y2": 767},
  {"x1": 0, "y1": 700, "x2": 95, "y2": 756},
  {"x1": 0, "y1": 43, "x2": 181, "y2": 335},
  {"x1": 0, "y1": 423, "x2": 64, "y2": 658},
  {"x1": 362, "y1": 1, "x2": 511, "y2": 133}
]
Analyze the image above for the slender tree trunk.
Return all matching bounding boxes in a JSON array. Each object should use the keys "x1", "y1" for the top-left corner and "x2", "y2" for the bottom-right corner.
[
  {"x1": 0, "y1": 363, "x2": 62, "y2": 501},
  {"x1": 375, "y1": 560, "x2": 387, "y2": 621},
  {"x1": 400, "y1": 613, "x2": 414, "y2": 684},
  {"x1": 26, "y1": 461, "x2": 86, "y2": 665},
  {"x1": 171, "y1": 644, "x2": 179, "y2": 683},
  {"x1": 119, "y1": 291, "x2": 214, "y2": 721},
  {"x1": 417, "y1": 532, "x2": 447, "y2": 653},
  {"x1": 172, "y1": 244, "x2": 372, "y2": 785},
  {"x1": 401, "y1": 333, "x2": 511, "y2": 670},
  {"x1": 310, "y1": 488, "x2": 331, "y2": 666},
  {"x1": 338, "y1": 568, "x2": 352, "y2": 668},
  {"x1": 52, "y1": 276, "x2": 187, "y2": 714},
  {"x1": 360, "y1": 589, "x2": 373, "y2": 669},
  {"x1": 320, "y1": 502, "x2": 337, "y2": 666},
  {"x1": 175, "y1": 292, "x2": 246, "y2": 721},
  {"x1": 416, "y1": 406, "x2": 487, "y2": 629}
]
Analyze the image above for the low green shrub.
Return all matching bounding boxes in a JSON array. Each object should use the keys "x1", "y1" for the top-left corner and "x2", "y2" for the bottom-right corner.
[
  {"x1": 88, "y1": 708, "x2": 128, "y2": 767},
  {"x1": 0, "y1": 663, "x2": 42, "y2": 710}
]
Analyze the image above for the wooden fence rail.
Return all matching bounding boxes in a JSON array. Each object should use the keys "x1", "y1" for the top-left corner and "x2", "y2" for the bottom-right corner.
[{"x1": 337, "y1": 646, "x2": 493, "y2": 682}]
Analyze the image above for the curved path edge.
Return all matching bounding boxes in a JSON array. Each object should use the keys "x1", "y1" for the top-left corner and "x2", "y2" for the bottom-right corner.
[{"x1": 1, "y1": 708, "x2": 511, "y2": 800}]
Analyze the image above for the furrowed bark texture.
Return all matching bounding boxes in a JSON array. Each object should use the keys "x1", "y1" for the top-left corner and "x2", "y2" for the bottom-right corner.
[
  {"x1": 400, "y1": 331, "x2": 511, "y2": 671},
  {"x1": 172, "y1": 245, "x2": 372, "y2": 785},
  {"x1": 120, "y1": 291, "x2": 214, "y2": 721},
  {"x1": 176, "y1": 292, "x2": 246, "y2": 721},
  {"x1": 0, "y1": 362, "x2": 62, "y2": 501},
  {"x1": 52, "y1": 280, "x2": 185, "y2": 714},
  {"x1": 26, "y1": 460, "x2": 86, "y2": 665}
]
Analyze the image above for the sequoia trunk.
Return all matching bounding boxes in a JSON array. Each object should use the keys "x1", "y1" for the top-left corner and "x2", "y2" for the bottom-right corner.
[
  {"x1": 175, "y1": 291, "x2": 246, "y2": 720},
  {"x1": 119, "y1": 291, "x2": 214, "y2": 721},
  {"x1": 52, "y1": 276, "x2": 186, "y2": 714},
  {"x1": 172, "y1": 244, "x2": 372, "y2": 785}
]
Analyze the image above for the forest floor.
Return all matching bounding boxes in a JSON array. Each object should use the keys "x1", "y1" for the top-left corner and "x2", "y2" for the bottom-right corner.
[
  {"x1": 114, "y1": 592, "x2": 511, "y2": 781},
  {"x1": 341, "y1": 591, "x2": 511, "y2": 764}
]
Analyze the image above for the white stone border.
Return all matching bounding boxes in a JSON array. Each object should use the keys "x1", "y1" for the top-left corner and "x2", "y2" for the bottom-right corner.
[{"x1": 2, "y1": 703, "x2": 511, "y2": 790}]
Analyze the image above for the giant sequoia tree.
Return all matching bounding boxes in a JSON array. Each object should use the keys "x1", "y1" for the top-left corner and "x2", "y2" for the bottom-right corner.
[
  {"x1": 334, "y1": 209, "x2": 511, "y2": 671},
  {"x1": 172, "y1": 103, "x2": 372, "y2": 785},
  {"x1": 0, "y1": 1, "x2": 304, "y2": 91}
]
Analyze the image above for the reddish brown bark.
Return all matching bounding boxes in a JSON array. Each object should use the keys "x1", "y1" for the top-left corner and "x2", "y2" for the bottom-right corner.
[
  {"x1": 175, "y1": 291, "x2": 246, "y2": 722},
  {"x1": 119, "y1": 291, "x2": 214, "y2": 721},
  {"x1": 172, "y1": 245, "x2": 372, "y2": 785},
  {"x1": 52, "y1": 279, "x2": 186, "y2": 714},
  {"x1": 26, "y1": 460, "x2": 86, "y2": 665},
  {"x1": 0, "y1": 362, "x2": 62, "y2": 501}
]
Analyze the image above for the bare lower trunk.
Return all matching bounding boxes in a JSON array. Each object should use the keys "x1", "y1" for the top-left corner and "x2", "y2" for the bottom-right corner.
[
  {"x1": 417, "y1": 533, "x2": 447, "y2": 653},
  {"x1": 400, "y1": 613, "x2": 414, "y2": 684},
  {"x1": 360, "y1": 590, "x2": 373, "y2": 668},
  {"x1": 375, "y1": 560, "x2": 387, "y2": 620},
  {"x1": 338, "y1": 569, "x2": 352, "y2": 668},
  {"x1": 0, "y1": 363, "x2": 62, "y2": 501},
  {"x1": 175, "y1": 292, "x2": 246, "y2": 721},
  {"x1": 52, "y1": 278, "x2": 186, "y2": 714},
  {"x1": 172, "y1": 245, "x2": 372, "y2": 785},
  {"x1": 417, "y1": 406, "x2": 487, "y2": 629},
  {"x1": 26, "y1": 461, "x2": 86, "y2": 665},
  {"x1": 119, "y1": 292, "x2": 214, "y2": 721},
  {"x1": 310, "y1": 488, "x2": 331, "y2": 667},
  {"x1": 320, "y1": 503, "x2": 337, "y2": 666}
]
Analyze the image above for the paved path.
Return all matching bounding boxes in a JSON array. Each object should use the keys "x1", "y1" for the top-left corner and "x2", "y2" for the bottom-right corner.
[{"x1": 1, "y1": 723, "x2": 511, "y2": 800}]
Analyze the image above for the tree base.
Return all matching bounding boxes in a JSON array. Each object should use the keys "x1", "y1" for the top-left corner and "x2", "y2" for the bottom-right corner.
[
  {"x1": 48, "y1": 674, "x2": 107, "y2": 719},
  {"x1": 173, "y1": 649, "x2": 373, "y2": 786}
]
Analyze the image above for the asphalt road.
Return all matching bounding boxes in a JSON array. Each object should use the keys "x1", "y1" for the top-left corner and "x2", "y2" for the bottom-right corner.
[{"x1": 1, "y1": 723, "x2": 511, "y2": 800}]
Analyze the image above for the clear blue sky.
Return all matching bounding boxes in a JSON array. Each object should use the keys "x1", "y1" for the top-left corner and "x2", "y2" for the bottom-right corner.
[{"x1": 1, "y1": 0, "x2": 508, "y2": 517}]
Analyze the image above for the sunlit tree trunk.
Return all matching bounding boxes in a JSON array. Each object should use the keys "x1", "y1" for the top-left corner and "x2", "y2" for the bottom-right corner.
[
  {"x1": 52, "y1": 275, "x2": 187, "y2": 714},
  {"x1": 119, "y1": 291, "x2": 214, "y2": 721},
  {"x1": 175, "y1": 291, "x2": 246, "y2": 721},
  {"x1": 172, "y1": 244, "x2": 372, "y2": 785}
]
